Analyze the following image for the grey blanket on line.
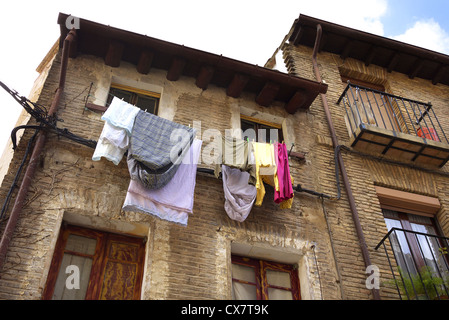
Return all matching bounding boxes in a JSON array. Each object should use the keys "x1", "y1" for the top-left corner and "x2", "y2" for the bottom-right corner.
[{"x1": 127, "y1": 110, "x2": 196, "y2": 189}]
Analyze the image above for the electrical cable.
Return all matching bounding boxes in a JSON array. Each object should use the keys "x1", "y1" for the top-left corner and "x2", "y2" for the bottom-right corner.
[
  {"x1": 0, "y1": 80, "x2": 343, "y2": 217},
  {"x1": 0, "y1": 81, "x2": 97, "y2": 150},
  {"x1": 0, "y1": 81, "x2": 97, "y2": 219},
  {"x1": 0, "y1": 128, "x2": 40, "y2": 220}
]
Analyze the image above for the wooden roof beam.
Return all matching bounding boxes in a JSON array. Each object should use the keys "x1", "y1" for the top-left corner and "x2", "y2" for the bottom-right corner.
[
  {"x1": 255, "y1": 82, "x2": 280, "y2": 107},
  {"x1": 136, "y1": 50, "x2": 154, "y2": 75},
  {"x1": 104, "y1": 40, "x2": 124, "y2": 68},
  {"x1": 409, "y1": 58, "x2": 424, "y2": 79},
  {"x1": 340, "y1": 40, "x2": 354, "y2": 60},
  {"x1": 226, "y1": 73, "x2": 249, "y2": 98},
  {"x1": 432, "y1": 65, "x2": 448, "y2": 85},
  {"x1": 387, "y1": 52, "x2": 400, "y2": 73},
  {"x1": 196, "y1": 65, "x2": 215, "y2": 90},
  {"x1": 285, "y1": 90, "x2": 309, "y2": 114},
  {"x1": 364, "y1": 46, "x2": 376, "y2": 66},
  {"x1": 166, "y1": 57, "x2": 186, "y2": 81}
]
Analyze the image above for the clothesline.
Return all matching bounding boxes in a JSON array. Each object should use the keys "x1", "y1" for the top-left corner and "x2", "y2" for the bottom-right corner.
[
  {"x1": 196, "y1": 167, "x2": 332, "y2": 199},
  {"x1": 93, "y1": 97, "x2": 200, "y2": 226},
  {"x1": 92, "y1": 97, "x2": 334, "y2": 226}
]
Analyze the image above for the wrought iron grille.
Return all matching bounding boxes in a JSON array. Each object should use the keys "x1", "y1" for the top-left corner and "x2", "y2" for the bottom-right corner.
[
  {"x1": 375, "y1": 227, "x2": 449, "y2": 300},
  {"x1": 337, "y1": 82, "x2": 449, "y2": 145}
]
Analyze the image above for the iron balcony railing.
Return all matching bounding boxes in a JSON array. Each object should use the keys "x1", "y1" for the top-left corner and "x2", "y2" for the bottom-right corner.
[
  {"x1": 337, "y1": 82, "x2": 449, "y2": 145},
  {"x1": 375, "y1": 227, "x2": 449, "y2": 300}
]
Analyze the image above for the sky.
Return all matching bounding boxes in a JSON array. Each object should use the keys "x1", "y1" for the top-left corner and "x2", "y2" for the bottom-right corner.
[{"x1": 0, "y1": 0, "x2": 449, "y2": 154}]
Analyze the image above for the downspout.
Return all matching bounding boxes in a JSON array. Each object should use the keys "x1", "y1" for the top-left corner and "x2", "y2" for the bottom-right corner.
[
  {"x1": 0, "y1": 28, "x2": 77, "y2": 271},
  {"x1": 311, "y1": 24, "x2": 380, "y2": 300}
]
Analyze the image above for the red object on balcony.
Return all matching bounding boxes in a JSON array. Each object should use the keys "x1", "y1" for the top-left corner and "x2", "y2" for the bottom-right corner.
[{"x1": 418, "y1": 128, "x2": 440, "y2": 142}]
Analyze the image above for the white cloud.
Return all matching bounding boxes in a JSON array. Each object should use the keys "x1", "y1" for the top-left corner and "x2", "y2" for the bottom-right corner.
[
  {"x1": 292, "y1": 0, "x2": 388, "y2": 36},
  {"x1": 392, "y1": 19, "x2": 449, "y2": 54}
]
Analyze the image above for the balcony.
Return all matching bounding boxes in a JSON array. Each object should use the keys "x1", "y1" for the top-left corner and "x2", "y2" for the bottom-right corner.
[
  {"x1": 376, "y1": 228, "x2": 449, "y2": 300},
  {"x1": 337, "y1": 83, "x2": 449, "y2": 167}
]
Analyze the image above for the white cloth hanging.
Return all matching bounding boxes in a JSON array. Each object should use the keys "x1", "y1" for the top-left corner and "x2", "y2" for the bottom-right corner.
[
  {"x1": 92, "y1": 97, "x2": 140, "y2": 165},
  {"x1": 101, "y1": 97, "x2": 140, "y2": 136},
  {"x1": 92, "y1": 122, "x2": 129, "y2": 165},
  {"x1": 221, "y1": 165, "x2": 257, "y2": 223}
]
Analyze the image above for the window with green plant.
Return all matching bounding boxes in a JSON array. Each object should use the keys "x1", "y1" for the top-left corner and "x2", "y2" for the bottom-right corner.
[{"x1": 383, "y1": 210, "x2": 449, "y2": 300}]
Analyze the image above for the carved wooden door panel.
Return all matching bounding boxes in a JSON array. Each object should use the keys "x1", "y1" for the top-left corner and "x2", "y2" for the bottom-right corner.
[{"x1": 95, "y1": 234, "x2": 145, "y2": 300}]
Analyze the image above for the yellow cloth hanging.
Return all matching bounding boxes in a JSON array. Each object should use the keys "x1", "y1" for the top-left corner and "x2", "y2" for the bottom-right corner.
[
  {"x1": 252, "y1": 142, "x2": 278, "y2": 206},
  {"x1": 261, "y1": 172, "x2": 294, "y2": 209}
]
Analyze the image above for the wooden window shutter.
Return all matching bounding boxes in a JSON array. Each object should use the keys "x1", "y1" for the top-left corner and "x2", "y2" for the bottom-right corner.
[
  {"x1": 43, "y1": 225, "x2": 145, "y2": 300},
  {"x1": 95, "y1": 234, "x2": 145, "y2": 300}
]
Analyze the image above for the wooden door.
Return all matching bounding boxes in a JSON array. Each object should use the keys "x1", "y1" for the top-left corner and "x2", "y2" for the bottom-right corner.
[{"x1": 43, "y1": 225, "x2": 145, "y2": 300}]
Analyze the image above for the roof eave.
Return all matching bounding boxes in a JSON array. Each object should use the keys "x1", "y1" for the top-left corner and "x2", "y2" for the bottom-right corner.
[
  {"x1": 289, "y1": 14, "x2": 449, "y2": 86},
  {"x1": 57, "y1": 13, "x2": 327, "y2": 113}
]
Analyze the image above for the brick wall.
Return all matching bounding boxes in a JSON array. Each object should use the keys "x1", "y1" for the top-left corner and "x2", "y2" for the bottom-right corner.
[
  {"x1": 0, "y1": 49, "x2": 342, "y2": 300},
  {"x1": 284, "y1": 42, "x2": 449, "y2": 300},
  {"x1": 3, "y1": 35, "x2": 447, "y2": 300}
]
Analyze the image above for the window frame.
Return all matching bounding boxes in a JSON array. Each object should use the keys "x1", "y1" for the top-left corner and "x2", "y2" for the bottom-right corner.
[
  {"x1": 231, "y1": 255, "x2": 301, "y2": 300},
  {"x1": 240, "y1": 114, "x2": 284, "y2": 144},
  {"x1": 383, "y1": 210, "x2": 440, "y2": 232},
  {"x1": 107, "y1": 83, "x2": 160, "y2": 115},
  {"x1": 383, "y1": 209, "x2": 449, "y2": 271},
  {"x1": 42, "y1": 224, "x2": 145, "y2": 300}
]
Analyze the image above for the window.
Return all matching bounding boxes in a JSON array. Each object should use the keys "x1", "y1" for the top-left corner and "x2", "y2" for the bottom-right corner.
[
  {"x1": 106, "y1": 83, "x2": 160, "y2": 114},
  {"x1": 240, "y1": 115, "x2": 284, "y2": 144},
  {"x1": 231, "y1": 255, "x2": 300, "y2": 300},
  {"x1": 383, "y1": 210, "x2": 449, "y2": 277},
  {"x1": 43, "y1": 225, "x2": 145, "y2": 300}
]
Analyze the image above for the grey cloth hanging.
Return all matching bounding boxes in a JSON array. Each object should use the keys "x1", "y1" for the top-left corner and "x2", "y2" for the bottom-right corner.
[
  {"x1": 214, "y1": 135, "x2": 256, "y2": 186},
  {"x1": 127, "y1": 110, "x2": 196, "y2": 189}
]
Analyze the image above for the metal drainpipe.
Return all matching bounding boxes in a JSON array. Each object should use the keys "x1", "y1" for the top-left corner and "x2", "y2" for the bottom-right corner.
[
  {"x1": 311, "y1": 24, "x2": 380, "y2": 300},
  {"x1": 0, "y1": 28, "x2": 77, "y2": 271}
]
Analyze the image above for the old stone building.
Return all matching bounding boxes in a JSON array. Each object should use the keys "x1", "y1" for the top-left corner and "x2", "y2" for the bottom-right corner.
[
  {"x1": 280, "y1": 15, "x2": 449, "y2": 301},
  {"x1": 0, "y1": 12, "x2": 448, "y2": 301}
]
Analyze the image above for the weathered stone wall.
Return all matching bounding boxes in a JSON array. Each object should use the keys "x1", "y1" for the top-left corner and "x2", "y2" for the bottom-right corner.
[
  {"x1": 0, "y1": 49, "x2": 342, "y2": 300},
  {"x1": 5, "y1": 36, "x2": 447, "y2": 301},
  {"x1": 3, "y1": 37, "x2": 449, "y2": 301}
]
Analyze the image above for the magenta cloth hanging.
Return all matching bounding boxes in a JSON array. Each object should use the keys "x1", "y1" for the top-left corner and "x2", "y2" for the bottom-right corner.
[{"x1": 274, "y1": 142, "x2": 294, "y2": 204}]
